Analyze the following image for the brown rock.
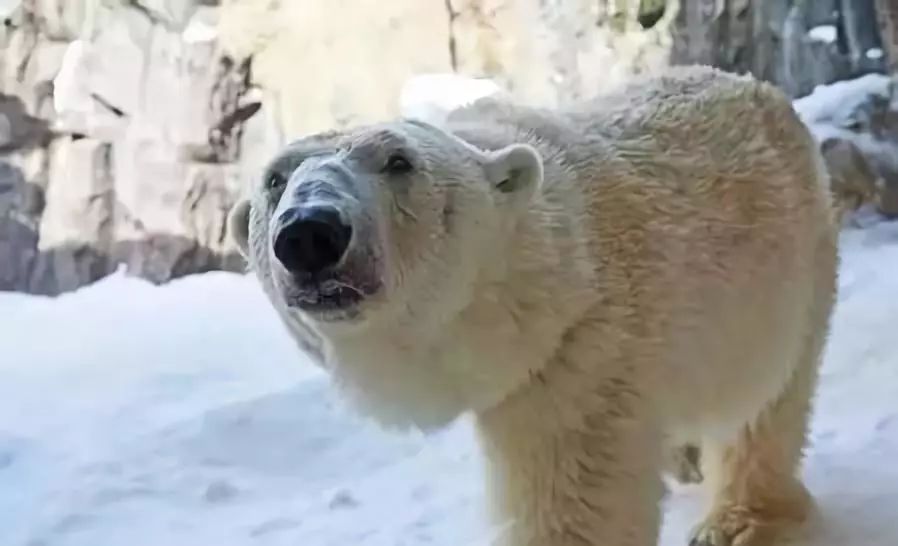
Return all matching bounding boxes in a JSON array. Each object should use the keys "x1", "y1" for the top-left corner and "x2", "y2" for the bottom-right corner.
[
  {"x1": 820, "y1": 136, "x2": 880, "y2": 218},
  {"x1": 878, "y1": 174, "x2": 898, "y2": 217}
]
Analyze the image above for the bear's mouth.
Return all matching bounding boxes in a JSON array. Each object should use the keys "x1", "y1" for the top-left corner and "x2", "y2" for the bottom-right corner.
[
  {"x1": 280, "y1": 273, "x2": 379, "y2": 321},
  {"x1": 270, "y1": 228, "x2": 384, "y2": 322},
  {"x1": 288, "y1": 279, "x2": 362, "y2": 310}
]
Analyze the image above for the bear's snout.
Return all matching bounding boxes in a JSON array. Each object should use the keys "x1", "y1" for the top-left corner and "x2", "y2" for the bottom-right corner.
[{"x1": 272, "y1": 205, "x2": 353, "y2": 276}]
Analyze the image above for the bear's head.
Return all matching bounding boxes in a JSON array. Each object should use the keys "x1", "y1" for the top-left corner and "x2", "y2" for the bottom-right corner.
[{"x1": 229, "y1": 119, "x2": 545, "y2": 428}]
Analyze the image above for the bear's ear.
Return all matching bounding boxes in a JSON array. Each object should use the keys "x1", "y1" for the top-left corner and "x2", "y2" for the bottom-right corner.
[
  {"x1": 227, "y1": 199, "x2": 252, "y2": 258},
  {"x1": 483, "y1": 144, "x2": 543, "y2": 203}
]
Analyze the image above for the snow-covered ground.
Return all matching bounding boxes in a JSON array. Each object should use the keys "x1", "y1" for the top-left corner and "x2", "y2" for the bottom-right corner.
[{"x1": 1, "y1": 214, "x2": 897, "y2": 546}]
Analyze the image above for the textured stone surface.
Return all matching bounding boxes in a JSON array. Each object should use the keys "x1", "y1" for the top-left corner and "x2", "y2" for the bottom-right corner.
[
  {"x1": 0, "y1": 0, "x2": 252, "y2": 294},
  {"x1": 820, "y1": 136, "x2": 880, "y2": 218},
  {"x1": 30, "y1": 136, "x2": 114, "y2": 294},
  {"x1": 446, "y1": 0, "x2": 675, "y2": 108},
  {"x1": 671, "y1": 0, "x2": 886, "y2": 98},
  {"x1": 0, "y1": 159, "x2": 37, "y2": 290},
  {"x1": 219, "y1": 0, "x2": 452, "y2": 138},
  {"x1": 0, "y1": 0, "x2": 894, "y2": 295},
  {"x1": 877, "y1": 0, "x2": 898, "y2": 73}
]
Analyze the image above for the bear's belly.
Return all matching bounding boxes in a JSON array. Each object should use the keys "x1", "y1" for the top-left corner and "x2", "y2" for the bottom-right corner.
[{"x1": 651, "y1": 264, "x2": 815, "y2": 442}]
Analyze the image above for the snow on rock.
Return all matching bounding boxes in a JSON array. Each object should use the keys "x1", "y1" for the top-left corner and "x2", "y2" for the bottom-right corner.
[
  {"x1": 793, "y1": 74, "x2": 898, "y2": 217},
  {"x1": 792, "y1": 73, "x2": 892, "y2": 127},
  {"x1": 399, "y1": 73, "x2": 507, "y2": 125},
  {"x1": 182, "y1": 14, "x2": 218, "y2": 45},
  {"x1": 808, "y1": 25, "x2": 838, "y2": 44},
  {"x1": 1, "y1": 220, "x2": 898, "y2": 545}
]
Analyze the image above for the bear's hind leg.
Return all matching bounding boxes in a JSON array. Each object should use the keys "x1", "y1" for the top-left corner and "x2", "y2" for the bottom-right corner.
[{"x1": 687, "y1": 328, "x2": 826, "y2": 546}]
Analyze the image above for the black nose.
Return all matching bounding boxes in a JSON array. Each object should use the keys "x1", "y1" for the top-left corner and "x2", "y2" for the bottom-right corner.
[{"x1": 272, "y1": 205, "x2": 352, "y2": 275}]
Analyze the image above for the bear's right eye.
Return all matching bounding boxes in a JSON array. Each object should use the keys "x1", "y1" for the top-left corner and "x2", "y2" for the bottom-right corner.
[
  {"x1": 266, "y1": 171, "x2": 287, "y2": 190},
  {"x1": 383, "y1": 153, "x2": 413, "y2": 175}
]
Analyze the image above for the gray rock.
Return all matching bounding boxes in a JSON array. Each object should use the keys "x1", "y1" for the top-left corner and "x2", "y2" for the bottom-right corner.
[
  {"x1": 29, "y1": 137, "x2": 114, "y2": 294},
  {"x1": 0, "y1": 93, "x2": 52, "y2": 152},
  {"x1": 841, "y1": 0, "x2": 885, "y2": 75},
  {"x1": 0, "y1": 159, "x2": 37, "y2": 291},
  {"x1": 876, "y1": 0, "x2": 898, "y2": 72}
]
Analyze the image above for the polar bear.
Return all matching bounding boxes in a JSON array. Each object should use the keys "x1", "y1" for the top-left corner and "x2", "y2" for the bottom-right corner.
[{"x1": 228, "y1": 65, "x2": 838, "y2": 546}]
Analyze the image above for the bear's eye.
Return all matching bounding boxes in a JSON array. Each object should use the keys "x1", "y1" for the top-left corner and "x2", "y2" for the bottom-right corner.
[
  {"x1": 383, "y1": 153, "x2": 413, "y2": 175},
  {"x1": 266, "y1": 171, "x2": 287, "y2": 190}
]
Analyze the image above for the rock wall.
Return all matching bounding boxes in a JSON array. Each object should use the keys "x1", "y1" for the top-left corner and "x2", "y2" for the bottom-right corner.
[
  {"x1": 0, "y1": 0, "x2": 893, "y2": 294},
  {"x1": 670, "y1": 0, "x2": 888, "y2": 98},
  {"x1": 0, "y1": 0, "x2": 260, "y2": 294}
]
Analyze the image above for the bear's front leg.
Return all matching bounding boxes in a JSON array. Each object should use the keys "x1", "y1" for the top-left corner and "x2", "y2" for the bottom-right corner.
[{"x1": 476, "y1": 343, "x2": 665, "y2": 546}]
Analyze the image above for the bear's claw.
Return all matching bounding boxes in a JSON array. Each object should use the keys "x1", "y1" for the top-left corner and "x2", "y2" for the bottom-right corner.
[{"x1": 688, "y1": 499, "x2": 809, "y2": 546}]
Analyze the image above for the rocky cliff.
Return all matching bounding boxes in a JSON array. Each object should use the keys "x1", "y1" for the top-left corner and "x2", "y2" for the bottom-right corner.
[
  {"x1": 0, "y1": 0, "x2": 893, "y2": 295},
  {"x1": 0, "y1": 0, "x2": 260, "y2": 294}
]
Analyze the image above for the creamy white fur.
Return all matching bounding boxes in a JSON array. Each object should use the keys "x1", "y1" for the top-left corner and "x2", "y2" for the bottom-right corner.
[{"x1": 230, "y1": 65, "x2": 838, "y2": 546}]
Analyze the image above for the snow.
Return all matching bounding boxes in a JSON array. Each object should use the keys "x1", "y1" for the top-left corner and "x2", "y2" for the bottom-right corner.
[
  {"x1": 7, "y1": 54, "x2": 898, "y2": 539},
  {"x1": 2, "y1": 216, "x2": 898, "y2": 545},
  {"x1": 399, "y1": 73, "x2": 506, "y2": 125},
  {"x1": 807, "y1": 25, "x2": 837, "y2": 44},
  {"x1": 0, "y1": 0, "x2": 19, "y2": 19},
  {"x1": 182, "y1": 19, "x2": 217, "y2": 44},
  {"x1": 0, "y1": 272, "x2": 487, "y2": 546},
  {"x1": 792, "y1": 73, "x2": 892, "y2": 125}
]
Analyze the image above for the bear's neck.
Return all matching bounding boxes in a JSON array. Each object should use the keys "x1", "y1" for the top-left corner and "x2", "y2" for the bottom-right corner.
[{"x1": 319, "y1": 185, "x2": 600, "y2": 429}]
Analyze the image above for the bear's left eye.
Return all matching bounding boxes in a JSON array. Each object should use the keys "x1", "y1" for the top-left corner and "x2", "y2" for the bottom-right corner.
[
  {"x1": 266, "y1": 171, "x2": 287, "y2": 190},
  {"x1": 383, "y1": 153, "x2": 413, "y2": 175}
]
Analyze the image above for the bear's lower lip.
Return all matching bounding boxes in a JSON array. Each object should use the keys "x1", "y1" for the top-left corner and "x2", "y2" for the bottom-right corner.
[
  {"x1": 276, "y1": 265, "x2": 382, "y2": 320},
  {"x1": 283, "y1": 281, "x2": 365, "y2": 318},
  {"x1": 290, "y1": 286, "x2": 360, "y2": 306}
]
